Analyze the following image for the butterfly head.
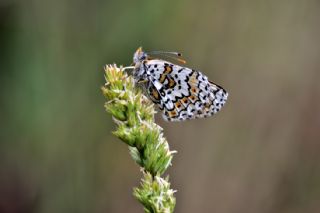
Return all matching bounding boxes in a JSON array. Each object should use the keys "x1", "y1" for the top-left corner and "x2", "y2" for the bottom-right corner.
[
  {"x1": 133, "y1": 47, "x2": 148, "y2": 65},
  {"x1": 132, "y1": 47, "x2": 149, "y2": 83}
]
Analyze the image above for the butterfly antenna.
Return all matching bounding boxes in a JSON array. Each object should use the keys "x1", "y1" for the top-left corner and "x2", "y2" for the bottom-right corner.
[
  {"x1": 149, "y1": 50, "x2": 182, "y2": 56},
  {"x1": 148, "y1": 51, "x2": 186, "y2": 64}
]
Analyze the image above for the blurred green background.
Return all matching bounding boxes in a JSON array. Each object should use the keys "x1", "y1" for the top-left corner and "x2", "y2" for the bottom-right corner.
[{"x1": 1, "y1": 0, "x2": 320, "y2": 212}]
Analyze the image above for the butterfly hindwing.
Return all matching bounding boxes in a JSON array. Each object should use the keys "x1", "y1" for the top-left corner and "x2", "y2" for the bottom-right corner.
[{"x1": 144, "y1": 59, "x2": 228, "y2": 121}]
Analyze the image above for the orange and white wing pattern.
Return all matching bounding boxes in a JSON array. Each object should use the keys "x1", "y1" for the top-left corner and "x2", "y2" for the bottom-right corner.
[
  {"x1": 132, "y1": 48, "x2": 228, "y2": 121},
  {"x1": 143, "y1": 60, "x2": 228, "y2": 121}
]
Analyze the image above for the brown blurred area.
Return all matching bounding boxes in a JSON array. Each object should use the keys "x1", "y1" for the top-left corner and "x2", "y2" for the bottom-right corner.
[{"x1": 1, "y1": 0, "x2": 320, "y2": 212}]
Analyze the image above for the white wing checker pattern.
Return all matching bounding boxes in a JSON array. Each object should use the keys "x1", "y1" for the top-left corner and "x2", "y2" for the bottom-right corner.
[
  {"x1": 143, "y1": 60, "x2": 227, "y2": 121},
  {"x1": 133, "y1": 48, "x2": 228, "y2": 121}
]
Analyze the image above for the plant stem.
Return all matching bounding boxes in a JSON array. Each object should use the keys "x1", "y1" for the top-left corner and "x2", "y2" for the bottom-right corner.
[{"x1": 102, "y1": 64, "x2": 176, "y2": 213}]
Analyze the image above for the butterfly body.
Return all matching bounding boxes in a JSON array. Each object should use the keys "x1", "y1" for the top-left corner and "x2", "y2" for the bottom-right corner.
[{"x1": 133, "y1": 47, "x2": 228, "y2": 121}]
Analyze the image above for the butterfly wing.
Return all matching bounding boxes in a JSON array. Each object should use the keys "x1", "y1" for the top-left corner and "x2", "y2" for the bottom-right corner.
[{"x1": 144, "y1": 59, "x2": 228, "y2": 121}]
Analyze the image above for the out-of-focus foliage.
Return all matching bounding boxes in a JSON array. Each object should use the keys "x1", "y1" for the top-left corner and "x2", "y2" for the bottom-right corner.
[{"x1": 0, "y1": 0, "x2": 320, "y2": 213}]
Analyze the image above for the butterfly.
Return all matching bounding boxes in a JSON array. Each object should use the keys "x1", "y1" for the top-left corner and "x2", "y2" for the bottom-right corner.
[{"x1": 132, "y1": 47, "x2": 228, "y2": 121}]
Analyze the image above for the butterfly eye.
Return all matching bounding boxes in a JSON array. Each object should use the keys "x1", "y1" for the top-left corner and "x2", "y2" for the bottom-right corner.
[{"x1": 139, "y1": 53, "x2": 147, "y2": 60}]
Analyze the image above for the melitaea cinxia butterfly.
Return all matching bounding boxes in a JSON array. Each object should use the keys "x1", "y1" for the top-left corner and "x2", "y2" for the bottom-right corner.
[{"x1": 132, "y1": 47, "x2": 228, "y2": 121}]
